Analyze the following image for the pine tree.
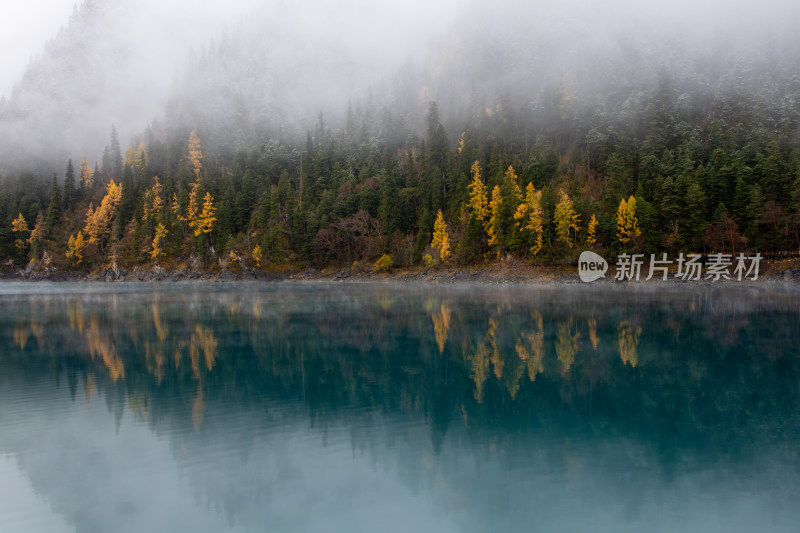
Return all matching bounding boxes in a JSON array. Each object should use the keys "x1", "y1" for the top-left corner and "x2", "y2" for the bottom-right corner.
[
  {"x1": 46, "y1": 174, "x2": 61, "y2": 235},
  {"x1": 109, "y1": 125, "x2": 123, "y2": 179},
  {"x1": 63, "y1": 159, "x2": 75, "y2": 209}
]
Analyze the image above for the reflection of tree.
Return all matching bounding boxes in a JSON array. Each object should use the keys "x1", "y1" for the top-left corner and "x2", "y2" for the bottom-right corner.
[
  {"x1": 555, "y1": 317, "x2": 581, "y2": 375},
  {"x1": 85, "y1": 316, "x2": 125, "y2": 382},
  {"x1": 83, "y1": 372, "x2": 95, "y2": 405},
  {"x1": 190, "y1": 325, "x2": 218, "y2": 377},
  {"x1": 488, "y1": 318, "x2": 503, "y2": 379},
  {"x1": 151, "y1": 303, "x2": 169, "y2": 343},
  {"x1": 5, "y1": 284, "x2": 800, "y2": 492},
  {"x1": 192, "y1": 383, "x2": 205, "y2": 431},
  {"x1": 13, "y1": 325, "x2": 28, "y2": 350},
  {"x1": 516, "y1": 311, "x2": 545, "y2": 382},
  {"x1": 68, "y1": 300, "x2": 85, "y2": 333},
  {"x1": 618, "y1": 321, "x2": 642, "y2": 367},
  {"x1": 588, "y1": 318, "x2": 599, "y2": 350},
  {"x1": 469, "y1": 342, "x2": 490, "y2": 403},
  {"x1": 432, "y1": 303, "x2": 451, "y2": 354}
]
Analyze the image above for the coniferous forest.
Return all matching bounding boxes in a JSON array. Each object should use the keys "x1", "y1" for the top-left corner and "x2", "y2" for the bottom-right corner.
[{"x1": 1, "y1": 1, "x2": 800, "y2": 274}]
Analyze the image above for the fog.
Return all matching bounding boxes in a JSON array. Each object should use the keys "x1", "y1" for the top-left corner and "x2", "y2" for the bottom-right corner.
[
  {"x1": 0, "y1": 0, "x2": 75, "y2": 99},
  {"x1": 0, "y1": 0, "x2": 798, "y2": 173}
]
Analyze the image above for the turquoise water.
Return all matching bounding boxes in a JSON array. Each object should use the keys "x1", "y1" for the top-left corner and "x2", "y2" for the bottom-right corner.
[{"x1": 1, "y1": 281, "x2": 799, "y2": 532}]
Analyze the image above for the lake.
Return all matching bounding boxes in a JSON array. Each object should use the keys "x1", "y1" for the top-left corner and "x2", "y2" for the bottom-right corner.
[{"x1": 1, "y1": 281, "x2": 799, "y2": 532}]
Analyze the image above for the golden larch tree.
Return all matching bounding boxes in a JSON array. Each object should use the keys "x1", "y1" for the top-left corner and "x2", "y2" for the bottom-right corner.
[
  {"x1": 66, "y1": 232, "x2": 85, "y2": 265},
  {"x1": 503, "y1": 165, "x2": 522, "y2": 204},
  {"x1": 431, "y1": 209, "x2": 450, "y2": 262},
  {"x1": 150, "y1": 223, "x2": 168, "y2": 260},
  {"x1": 187, "y1": 181, "x2": 200, "y2": 234},
  {"x1": 144, "y1": 177, "x2": 164, "y2": 223},
  {"x1": 135, "y1": 142, "x2": 147, "y2": 175},
  {"x1": 251, "y1": 244, "x2": 263, "y2": 267},
  {"x1": 28, "y1": 213, "x2": 43, "y2": 247},
  {"x1": 84, "y1": 180, "x2": 122, "y2": 246},
  {"x1": 514, "y1": 183, "x2": 544, "y2": 256},
  {"x1": 467, "y1": 160, "x2": 488, "y2": 227},
  {"x1": 616, "y1": 195, "x2": 641, "y2": 244},
  {"x1": 587, "y1": 213, "x2": 599, "y2": 246},
  {"x1": 196, "y1": 192, "x2": 216, "y2": 236},
  {"x1": 80, "y1": 154, "x2": 94, "y2": 189},
  {"x1": 487, "y1": 185, "x2": 502, "y2": 253},
  {"x1": 11, "y1": 213, "x2": 30, "y2": 251},
  {"x1": 553, "y1": 189, "x2": 581, "y2": 248},
  {"x1": 187, "y1": 131, "x2": 203, "y2": 179}
]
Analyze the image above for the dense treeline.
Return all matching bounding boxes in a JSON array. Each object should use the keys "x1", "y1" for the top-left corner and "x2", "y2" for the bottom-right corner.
[{"x1": 2, "y1": 60, "x2": 800, "y2": 272}]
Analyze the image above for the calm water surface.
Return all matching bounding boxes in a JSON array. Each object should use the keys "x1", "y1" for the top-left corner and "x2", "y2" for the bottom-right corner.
[{"x1": 1, "y1": 281, "x2": 799, "y2": 532}]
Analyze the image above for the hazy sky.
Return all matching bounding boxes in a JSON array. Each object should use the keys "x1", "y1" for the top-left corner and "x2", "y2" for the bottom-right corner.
[{"x1": 0, "y1": 0, "x2": 75, "y2": 99}]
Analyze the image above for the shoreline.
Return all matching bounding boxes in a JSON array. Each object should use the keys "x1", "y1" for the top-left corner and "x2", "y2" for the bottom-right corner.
[{"x1": 3, "y1": 257, "x2": 800, "y2": 285}]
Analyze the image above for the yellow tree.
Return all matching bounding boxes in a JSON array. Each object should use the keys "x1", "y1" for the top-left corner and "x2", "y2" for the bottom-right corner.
[
  {"x1": 66, "y1": 232, "x2": 85, "y2": 265},
  {"x1": 11, "y1": 213, "x2": 30, "y2": 251},
  {"x1": 135, "y1": 142, "x2": 147, "y2": 175},
  {"x1": 187, "y1": 130, "x2": 203, "y2": 179},
  {"x1": 467, "y1": 160, "x2": 488, "y2": 228},
  {"x1": 587, "y1": 213, "x2": 599, "y2": 246},
  {"x1": 514, "y1": 183, "x2": 544, "y2": 256},
  {"x1": 196, "y1": 192, "x2": 216, "y2": 236},
  {"x1": 251, "y1": 244, "x2": 263, "y2": 267},
  {"x1": 80, "y1": 154, "x2": 94, "y2": 189},
  {"x1": 431, "y1": 209, "x2": 450, "y2": 262},
  {"x1": 143, "y1": 177, "x2": 164, "y2": 223},
  {"x1": 84, "y1": 180, "x2": 123, "y2": 247},
  {"x1": 187, "y1": 181, "x2": 201, "y2": 234},
  {"x1": 502, "y1": 165, "x2": 522, "y2": 204},
  {"x1": 28, "y1": 213, "x2": 43, "y2": 250},
  {"x1": 487, "y1": 185, "x2": 502, "y2": 254},
  {"x1": 553, "y1": 189, "x2": 581, "y2": 248},
  {"x1": 616, "y1": 195, "x2": 641, "y2": 244},
  {"x1": 150, "y1": 223, "x2": 168, "y2": 260},
  {"x1": 124, "y1": 145, "x2": 136, "y2": 171}
]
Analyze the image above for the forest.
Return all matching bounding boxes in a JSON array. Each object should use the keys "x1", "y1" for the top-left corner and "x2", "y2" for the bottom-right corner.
[
  {"x1": 1, "y1": 2, "x2": 800, "y2": 274},
  {"x1": 2, "y1": 75, "x2": 800, "y2": 274}
]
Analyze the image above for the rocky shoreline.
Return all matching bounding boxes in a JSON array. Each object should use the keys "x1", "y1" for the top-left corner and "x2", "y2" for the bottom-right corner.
[{"x1": 3, "y1": 257, "x2": 800, "y2": 285}]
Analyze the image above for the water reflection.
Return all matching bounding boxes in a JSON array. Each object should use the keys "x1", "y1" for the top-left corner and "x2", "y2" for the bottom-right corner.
[{"x1": 1, "y1": 282, "x2": 800, "y2": 532}]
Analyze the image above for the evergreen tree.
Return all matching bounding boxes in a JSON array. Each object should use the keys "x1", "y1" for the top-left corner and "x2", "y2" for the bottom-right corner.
[
  {"x1": 63, "y1": 159, "x2": 75, "y2": 209},
  {"x1": 45, "y1": 174, "x2": 61, "y2": 235}
]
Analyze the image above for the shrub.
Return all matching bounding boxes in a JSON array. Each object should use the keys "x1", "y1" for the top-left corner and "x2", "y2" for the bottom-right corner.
[{"x1": 374, "y1": 253, "x2": 393, "y2": 272}]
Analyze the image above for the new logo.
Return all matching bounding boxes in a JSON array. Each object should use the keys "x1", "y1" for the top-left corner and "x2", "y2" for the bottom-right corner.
[{"x1": 578, "y1": 251, "x2": 608, "y2": 283}]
